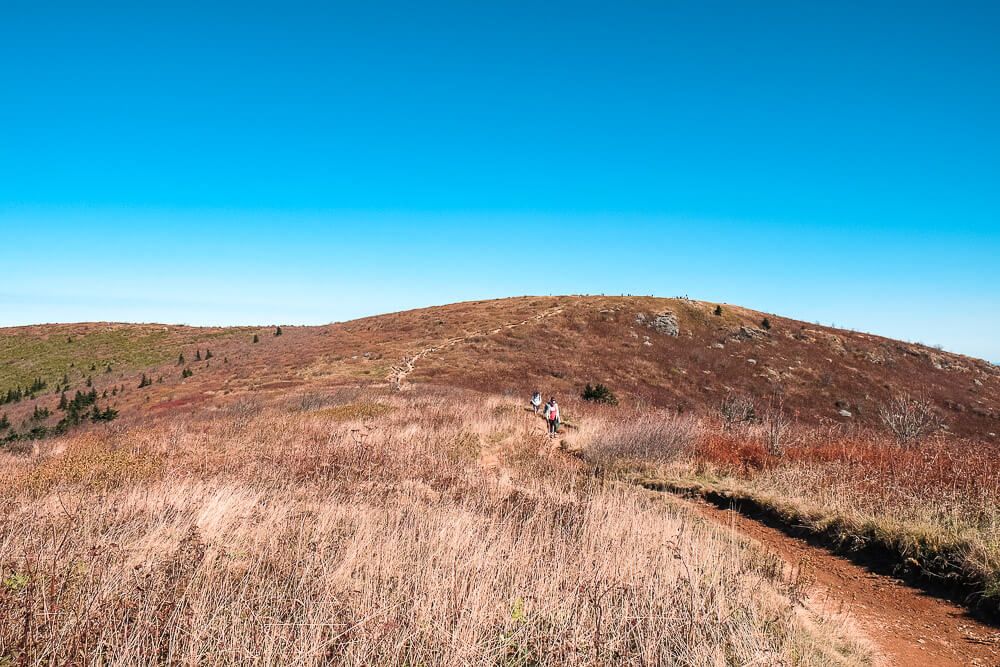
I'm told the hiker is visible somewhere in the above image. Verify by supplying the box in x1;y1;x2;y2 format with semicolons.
545;396;560;436
530;390;542;414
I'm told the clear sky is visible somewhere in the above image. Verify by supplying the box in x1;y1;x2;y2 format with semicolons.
1;2;998;362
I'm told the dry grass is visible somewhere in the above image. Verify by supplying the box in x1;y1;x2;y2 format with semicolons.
580;410;1000;612
0;389;870;665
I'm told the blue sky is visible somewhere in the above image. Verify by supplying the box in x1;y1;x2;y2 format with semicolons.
1;2;998;361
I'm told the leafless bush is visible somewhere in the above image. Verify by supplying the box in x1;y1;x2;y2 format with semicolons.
761;409;793;457
585;414;701;467
879;394;941;445
719;394;756;429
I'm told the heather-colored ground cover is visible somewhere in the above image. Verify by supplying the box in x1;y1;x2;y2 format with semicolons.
0;389;870;666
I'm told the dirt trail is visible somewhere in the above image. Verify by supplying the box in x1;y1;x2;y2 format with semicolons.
386;306;564;390
676;494;1000;666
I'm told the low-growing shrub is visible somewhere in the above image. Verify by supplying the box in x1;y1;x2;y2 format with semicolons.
582;383;618;405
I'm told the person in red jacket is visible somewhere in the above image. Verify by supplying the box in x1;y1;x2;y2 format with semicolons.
544;396;560;437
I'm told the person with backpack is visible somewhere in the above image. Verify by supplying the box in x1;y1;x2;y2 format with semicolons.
530;390;542;414
545;396;560;436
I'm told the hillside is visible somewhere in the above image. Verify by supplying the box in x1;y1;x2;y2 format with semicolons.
2;296;997;442
5;297;1000;665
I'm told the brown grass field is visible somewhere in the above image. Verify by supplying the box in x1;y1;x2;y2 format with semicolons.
1;389;873;665
2;296;999;664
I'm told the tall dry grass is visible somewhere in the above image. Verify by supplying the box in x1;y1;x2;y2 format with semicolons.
0;389;870;665
580;408;1000;611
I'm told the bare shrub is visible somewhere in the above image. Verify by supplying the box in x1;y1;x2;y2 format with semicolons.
585;414;701;467
879;394;941;445
719;394;756;429
761;409;793;457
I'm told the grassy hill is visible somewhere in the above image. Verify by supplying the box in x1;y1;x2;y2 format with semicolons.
2;296;997;440
4;296;1000;664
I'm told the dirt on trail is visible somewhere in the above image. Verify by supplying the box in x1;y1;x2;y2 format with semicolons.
678;495;1000;666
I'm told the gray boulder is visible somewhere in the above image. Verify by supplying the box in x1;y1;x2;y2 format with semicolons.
651;311;680;336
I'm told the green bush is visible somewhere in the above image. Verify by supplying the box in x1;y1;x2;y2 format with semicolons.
582;383;618;405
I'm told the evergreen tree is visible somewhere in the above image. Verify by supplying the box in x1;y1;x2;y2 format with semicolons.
85;376;93;387
714;305;723;316
195;350;202;361
761;317;772;330
274;326;283;337
62;373;70;385
90;363;97;371
205;349;213;359
252;334;259;344
138;374;152;388
111;387;118;396
0;414;9;431
181;368;193;379
58;392;68;410
178;353;185;365
105;364;113;373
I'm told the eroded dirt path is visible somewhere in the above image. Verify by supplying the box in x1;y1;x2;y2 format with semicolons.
678;494;1000;666
386;306;564;390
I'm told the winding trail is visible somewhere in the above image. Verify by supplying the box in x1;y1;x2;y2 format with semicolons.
386;306;564;390
664;491;1000;666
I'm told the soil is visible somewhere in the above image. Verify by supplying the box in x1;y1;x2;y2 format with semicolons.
685;495;1000;666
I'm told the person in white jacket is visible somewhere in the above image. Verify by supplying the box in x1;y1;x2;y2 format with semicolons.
531;390;542;414
544;397;560;436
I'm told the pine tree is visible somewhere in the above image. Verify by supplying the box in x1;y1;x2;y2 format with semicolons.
0;414;9;431
252;334;259;344
85;376;92;387
105;364;113;373
205;349;213;359
714;305;723;317
62;373;70;385
181;368;193;379
195;350;202;361
138;374;152;388
274;326;282;337
178;353;185;365
90;363;97;371
761;317;772;330
58;391;68;410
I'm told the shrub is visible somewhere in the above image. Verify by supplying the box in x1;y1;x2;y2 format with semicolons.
138;374;152;388
195;350;201;361
761;317;771;330
582;383;618;405
178;353;185;365
714;305;723;316
252;334;259;344
720;394;756;429
879;394;940;445
274;326;283;337
181;368;193;379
